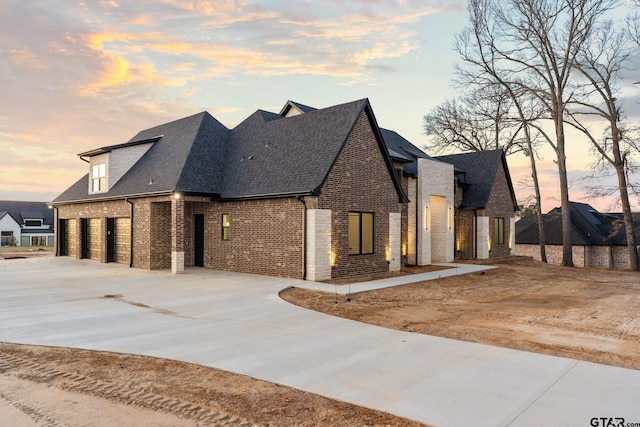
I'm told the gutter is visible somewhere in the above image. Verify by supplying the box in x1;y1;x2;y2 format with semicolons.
297;196;307;280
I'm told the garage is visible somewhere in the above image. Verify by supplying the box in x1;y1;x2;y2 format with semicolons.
61;219;77;258
82;218;102;261
107;217;130;264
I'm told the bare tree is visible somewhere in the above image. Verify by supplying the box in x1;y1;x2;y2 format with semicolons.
454;0;616;267
567;20;639;270
423;85;523;155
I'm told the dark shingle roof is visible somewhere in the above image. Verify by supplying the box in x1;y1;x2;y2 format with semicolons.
435;150;516;210
0;201;54;226
54;112;230;202
515;202;640;246
55;99;406;203
380;129;432;176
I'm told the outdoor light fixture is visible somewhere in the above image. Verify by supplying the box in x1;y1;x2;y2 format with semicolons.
401;243;407;257
425;206;430;230
385;247;391;263
173;192;181;199
329;251;336;268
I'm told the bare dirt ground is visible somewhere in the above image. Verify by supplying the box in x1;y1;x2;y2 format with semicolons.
282;257;640;370
0;246;54;259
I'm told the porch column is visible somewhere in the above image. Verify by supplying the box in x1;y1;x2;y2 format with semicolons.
509;217;516;256
388;212;401;272
171;197;185;274
305;209;331;281
476;216;490;259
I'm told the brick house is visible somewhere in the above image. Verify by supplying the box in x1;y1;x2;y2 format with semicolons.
53;99;517;279
53;99;411;280
516;202;640;269
434;150;518;259
0;201;54;247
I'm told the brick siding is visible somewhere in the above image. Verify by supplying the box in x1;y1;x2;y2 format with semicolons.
318;112;403;279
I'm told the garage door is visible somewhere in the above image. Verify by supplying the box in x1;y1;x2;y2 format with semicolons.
114;217;130;264
65;219;77;258
87;218;101;261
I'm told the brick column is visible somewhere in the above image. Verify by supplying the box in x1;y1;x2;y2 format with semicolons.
171;197;185;274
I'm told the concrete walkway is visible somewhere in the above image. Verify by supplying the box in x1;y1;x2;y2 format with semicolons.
1;257;638;427
299;263;497;294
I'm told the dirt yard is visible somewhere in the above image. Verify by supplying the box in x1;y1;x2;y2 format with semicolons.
282;257;640;370
2;252;638;425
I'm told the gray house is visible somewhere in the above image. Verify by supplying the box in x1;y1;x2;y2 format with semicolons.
0;201;54;247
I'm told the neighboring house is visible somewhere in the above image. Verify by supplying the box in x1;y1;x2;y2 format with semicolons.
0;201;55;247
435;150;518;259
515;201;640;269
53;99;518;279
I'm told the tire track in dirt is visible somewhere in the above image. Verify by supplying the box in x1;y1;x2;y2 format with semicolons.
0;351;252;426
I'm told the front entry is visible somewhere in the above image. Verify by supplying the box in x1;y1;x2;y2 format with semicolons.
194;214;204;267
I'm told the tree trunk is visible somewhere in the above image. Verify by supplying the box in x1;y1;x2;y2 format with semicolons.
556;120;574;267
530;152;547;263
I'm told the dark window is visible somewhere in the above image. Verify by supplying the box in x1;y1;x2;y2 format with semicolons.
25;219;42;227
221;214;230;240
348;212;374;255
494;217;505;244
1;231;14;246
31;236;46;247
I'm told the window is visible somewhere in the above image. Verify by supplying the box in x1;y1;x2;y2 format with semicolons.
1;231;14;246
494;217;505;244
24;219;42;227
31;236;46;247
92;163;106;192
348;212;374;255
221;214;230;240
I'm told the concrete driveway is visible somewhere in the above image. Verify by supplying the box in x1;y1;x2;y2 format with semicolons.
1;257;639;427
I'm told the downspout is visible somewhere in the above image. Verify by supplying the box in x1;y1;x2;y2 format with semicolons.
297;196;307;280
52;205;59;256
414;177;419;266
125;198;134;268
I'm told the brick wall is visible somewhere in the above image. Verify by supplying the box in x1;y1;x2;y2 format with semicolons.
318;112;402;279
182;198;304;278
485;162;516;258
456;209;475;259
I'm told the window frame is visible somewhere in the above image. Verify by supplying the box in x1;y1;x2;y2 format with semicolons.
91;163;106;193
221;213;230;240
494;217;505;245
348;212;374;255
24;219;43;227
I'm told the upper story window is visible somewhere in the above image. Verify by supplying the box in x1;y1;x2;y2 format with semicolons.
24;219;43;227
92;163;106;193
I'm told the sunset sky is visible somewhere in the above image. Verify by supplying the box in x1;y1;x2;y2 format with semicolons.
2;0;639;212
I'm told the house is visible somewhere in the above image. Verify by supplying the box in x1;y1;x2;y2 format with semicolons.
515;201;640;269
53;99;518;280
435;150;518;259
0;201;55;247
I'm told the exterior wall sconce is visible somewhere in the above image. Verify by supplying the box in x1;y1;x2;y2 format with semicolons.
173;192;181;199
401;243;407;257
329;251;336;268
448;207;454;230
385;247;391;264
424;206;430;230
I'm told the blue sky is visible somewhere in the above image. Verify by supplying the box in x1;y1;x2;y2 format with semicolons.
1;0;638;211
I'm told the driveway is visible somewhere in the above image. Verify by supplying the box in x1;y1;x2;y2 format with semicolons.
1;257;638;427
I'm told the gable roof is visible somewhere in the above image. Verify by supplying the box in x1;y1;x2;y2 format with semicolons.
515;202;640;246
54;99;407;204
380;129;433;176
435;150;517;210
0;201;54;227
54;112;231;203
